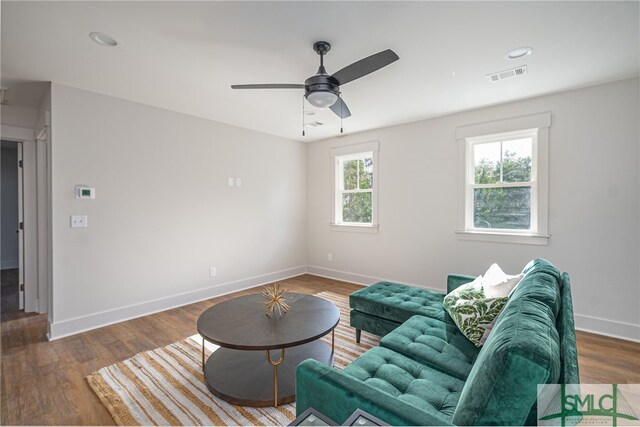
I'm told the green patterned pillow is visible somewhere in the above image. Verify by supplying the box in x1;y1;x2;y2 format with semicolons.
443;278;508;347
444;264;523;346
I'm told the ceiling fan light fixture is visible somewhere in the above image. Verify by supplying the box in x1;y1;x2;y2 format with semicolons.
306;91;338;108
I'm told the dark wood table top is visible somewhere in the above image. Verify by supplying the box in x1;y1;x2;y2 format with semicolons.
197;292;340;350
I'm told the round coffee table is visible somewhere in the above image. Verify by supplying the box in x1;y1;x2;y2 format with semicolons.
197;292;340;407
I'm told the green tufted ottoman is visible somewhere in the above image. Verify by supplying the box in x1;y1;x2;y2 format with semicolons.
349;282;457;342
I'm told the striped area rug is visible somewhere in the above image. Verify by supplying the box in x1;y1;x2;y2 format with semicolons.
86;291;379;426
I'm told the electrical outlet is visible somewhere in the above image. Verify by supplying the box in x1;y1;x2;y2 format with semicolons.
210;267;217;277
327;253;333;262
70;215;88;228
235;178;242;187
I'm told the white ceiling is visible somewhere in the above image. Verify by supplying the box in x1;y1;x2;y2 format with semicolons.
2;1;638;142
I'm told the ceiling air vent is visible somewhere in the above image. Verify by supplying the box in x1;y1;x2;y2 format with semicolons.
304;121;324;128
487;65;527;82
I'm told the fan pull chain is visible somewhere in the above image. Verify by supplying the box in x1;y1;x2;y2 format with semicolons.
302;95;305;137
340;93;344;134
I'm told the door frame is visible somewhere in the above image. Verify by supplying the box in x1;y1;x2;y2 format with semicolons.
1;125;41;314
16;141;24;309
35;124;50;314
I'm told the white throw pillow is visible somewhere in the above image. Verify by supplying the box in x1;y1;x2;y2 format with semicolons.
481;263;523;298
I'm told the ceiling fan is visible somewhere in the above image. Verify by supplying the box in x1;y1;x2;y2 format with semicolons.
231;41;399;120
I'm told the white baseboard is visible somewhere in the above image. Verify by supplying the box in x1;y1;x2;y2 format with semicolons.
307;265;640;344
48;265;307;340
0;259;18;270
306;265;444;294
46;263;640;344
574;314;640;343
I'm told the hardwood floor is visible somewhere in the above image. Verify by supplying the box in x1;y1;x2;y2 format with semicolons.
1;269;37;322
2;274;639;425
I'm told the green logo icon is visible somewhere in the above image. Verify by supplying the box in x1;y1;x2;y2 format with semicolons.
538;384;640;426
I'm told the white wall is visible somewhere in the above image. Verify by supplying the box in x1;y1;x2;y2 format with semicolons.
0;105;37;129
49;84;307;338
1;143;19;269
307;78;640;341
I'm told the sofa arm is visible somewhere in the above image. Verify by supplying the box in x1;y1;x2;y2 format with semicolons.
296;359;453;426
447;274;476;293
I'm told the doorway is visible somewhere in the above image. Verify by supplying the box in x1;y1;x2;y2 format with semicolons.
1;139;31;321
2;140;22;320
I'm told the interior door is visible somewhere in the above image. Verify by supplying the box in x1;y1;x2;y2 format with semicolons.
17;142;24;310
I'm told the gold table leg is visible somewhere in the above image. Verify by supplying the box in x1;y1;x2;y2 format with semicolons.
266;349;285;407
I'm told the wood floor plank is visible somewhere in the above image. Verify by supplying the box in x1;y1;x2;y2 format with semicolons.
1;274;639;425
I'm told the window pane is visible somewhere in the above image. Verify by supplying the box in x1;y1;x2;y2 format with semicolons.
343;160;358;190
473;187;531;229
342;192;372;223
359;157;373;189
502;138;532;182
474;142;500;184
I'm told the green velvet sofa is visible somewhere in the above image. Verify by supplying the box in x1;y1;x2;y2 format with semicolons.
296;259;579;426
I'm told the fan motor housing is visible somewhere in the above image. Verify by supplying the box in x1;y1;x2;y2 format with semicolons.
304;74;340;98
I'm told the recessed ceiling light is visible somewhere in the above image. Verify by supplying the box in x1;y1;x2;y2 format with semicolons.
89;32;118;47
506;46;532;60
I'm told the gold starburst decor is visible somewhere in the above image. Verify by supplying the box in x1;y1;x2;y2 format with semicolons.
261;283;291;317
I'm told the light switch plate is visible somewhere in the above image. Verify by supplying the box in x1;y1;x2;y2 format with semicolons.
235;178;242;187
71;215;88;228
227;177;234;187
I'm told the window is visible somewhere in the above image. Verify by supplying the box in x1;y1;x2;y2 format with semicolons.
467;131;536;231
336;152;373;224
330;141;379;232
456;113;550;245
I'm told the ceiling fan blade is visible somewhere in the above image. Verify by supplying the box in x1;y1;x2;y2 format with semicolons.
331;49;399;86
330;97;351;119
230;84;305;89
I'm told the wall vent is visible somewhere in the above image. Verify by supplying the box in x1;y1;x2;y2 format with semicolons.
0;87;7;105
487;65;527;82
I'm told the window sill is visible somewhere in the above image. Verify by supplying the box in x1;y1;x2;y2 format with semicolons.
330;223;379;234
455;230;549;245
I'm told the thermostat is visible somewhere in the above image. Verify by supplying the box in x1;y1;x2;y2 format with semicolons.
75;186;95;200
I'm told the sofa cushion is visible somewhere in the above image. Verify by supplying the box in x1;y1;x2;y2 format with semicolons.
452;265;562;426
521;258;562;281
380;315;480;381
343;346;465;423
350;282;453;325
513;258;562;317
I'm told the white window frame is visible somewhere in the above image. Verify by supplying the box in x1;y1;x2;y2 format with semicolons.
456;113;550;245
465;129;538;233
330;140;379;233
